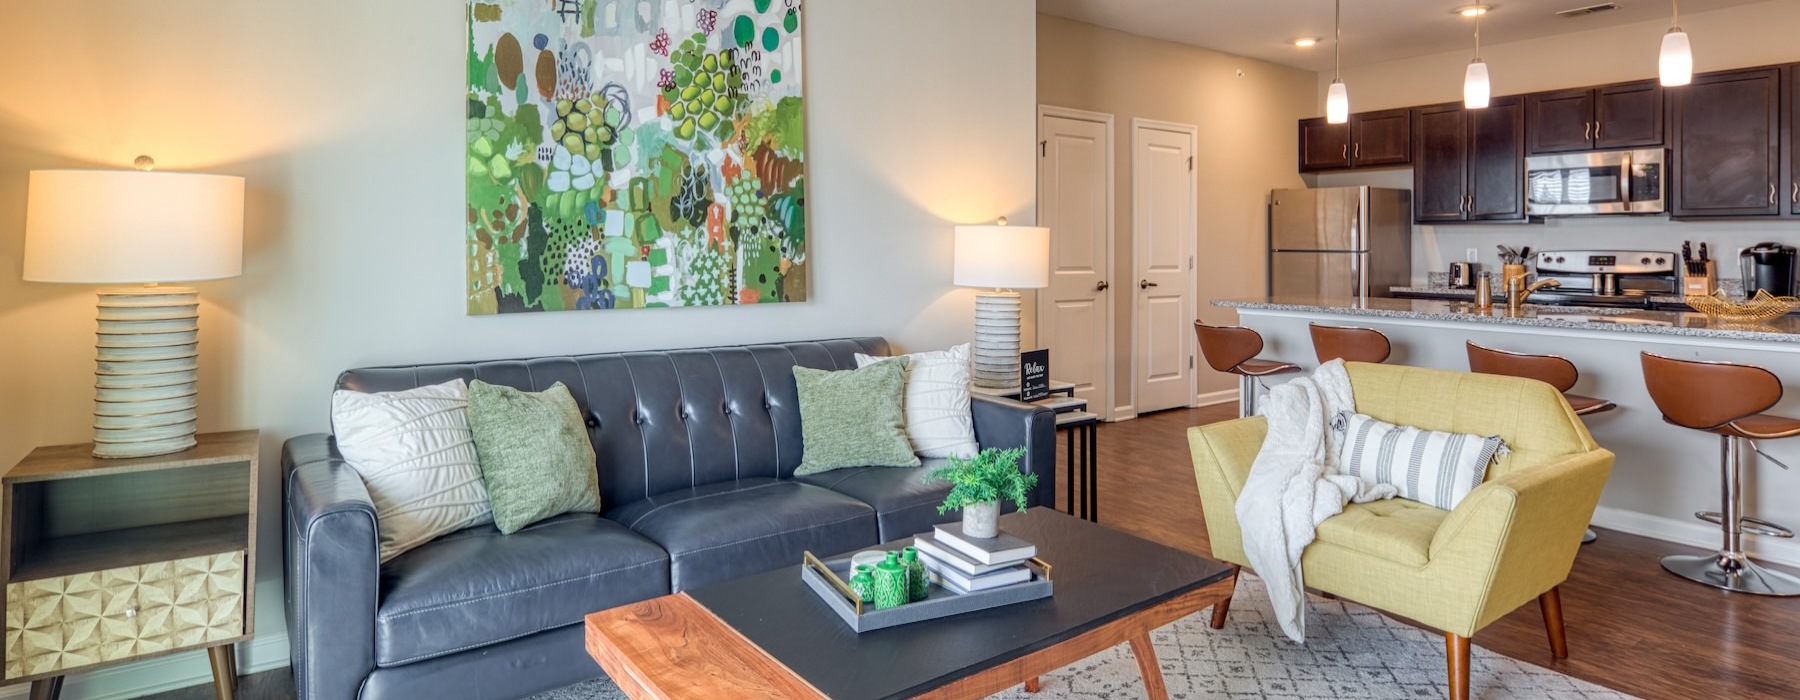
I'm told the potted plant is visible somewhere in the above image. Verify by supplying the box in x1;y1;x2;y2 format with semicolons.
928;447;1036;539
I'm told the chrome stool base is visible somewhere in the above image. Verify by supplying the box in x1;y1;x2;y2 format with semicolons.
1662;553;1800;596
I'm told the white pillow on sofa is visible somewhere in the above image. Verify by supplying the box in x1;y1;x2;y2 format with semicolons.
1335;411;1505;511
332;379;494;562
856;344;979;460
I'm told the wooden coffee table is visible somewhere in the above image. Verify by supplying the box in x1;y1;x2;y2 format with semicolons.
585;508;1236;699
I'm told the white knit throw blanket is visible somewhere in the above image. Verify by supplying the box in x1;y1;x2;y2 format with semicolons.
1234;359;1395;643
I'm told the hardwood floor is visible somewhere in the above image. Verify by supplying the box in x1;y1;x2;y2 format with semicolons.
145;403;1798;700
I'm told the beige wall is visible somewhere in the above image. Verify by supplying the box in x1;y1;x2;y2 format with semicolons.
1038;14;1317;410
0;1;1037;694
1317;0;1800;112
1308;0;1800;288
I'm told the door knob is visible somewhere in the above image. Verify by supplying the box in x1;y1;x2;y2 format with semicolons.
1095;281;1110;292
1139;280;1159;289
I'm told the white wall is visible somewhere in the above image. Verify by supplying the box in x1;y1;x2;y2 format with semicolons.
1309;0;1800;285
0;1;1037;696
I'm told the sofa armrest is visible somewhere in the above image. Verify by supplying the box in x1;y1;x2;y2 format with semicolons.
283;434;380;700
1186;417;1268;566
1429;448;1615;633
970;394;1058;509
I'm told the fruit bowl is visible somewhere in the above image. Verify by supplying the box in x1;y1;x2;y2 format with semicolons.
1684;290;1800;322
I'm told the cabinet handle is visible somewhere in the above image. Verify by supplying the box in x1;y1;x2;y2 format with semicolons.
1342;144;1348;159
1773;184;1779;206
1595;121;1602;140
1792;182;1798;204
1584;122;1592;140
1354;143;1361;159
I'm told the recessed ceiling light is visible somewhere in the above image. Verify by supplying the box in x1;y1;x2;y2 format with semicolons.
1293;37;1320;47
1456;4;1492;17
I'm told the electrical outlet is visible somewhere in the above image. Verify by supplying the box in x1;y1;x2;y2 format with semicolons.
1465;248;1479;263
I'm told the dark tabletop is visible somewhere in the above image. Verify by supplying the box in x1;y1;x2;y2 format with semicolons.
685;507;1235;700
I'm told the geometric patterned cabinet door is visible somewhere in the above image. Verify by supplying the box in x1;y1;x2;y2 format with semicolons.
5;551;245;681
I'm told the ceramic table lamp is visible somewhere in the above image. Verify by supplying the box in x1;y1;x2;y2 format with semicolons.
24;159;245;458
954;219;1050;391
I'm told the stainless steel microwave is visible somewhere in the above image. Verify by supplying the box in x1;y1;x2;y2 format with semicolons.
1526;149;1666;216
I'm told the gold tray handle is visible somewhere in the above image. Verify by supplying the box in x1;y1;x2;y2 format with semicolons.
803;551;863;616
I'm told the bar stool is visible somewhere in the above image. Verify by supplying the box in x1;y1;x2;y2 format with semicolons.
1195;322;1301;418
1642;352;1800;596
1468;342;1617;543
1309;323;1391;364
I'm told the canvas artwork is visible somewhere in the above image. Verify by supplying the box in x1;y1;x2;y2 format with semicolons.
466;0;807;315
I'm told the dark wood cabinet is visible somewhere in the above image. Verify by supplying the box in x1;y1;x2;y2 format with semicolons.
1526;81;1662;155
1297;109;1411;172
1412;100;1527;223
1299;118;1352;171
1790;64;1800;216
1669;67;1782;218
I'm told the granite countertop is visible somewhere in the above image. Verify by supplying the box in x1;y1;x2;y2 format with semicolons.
1215;296;1800;344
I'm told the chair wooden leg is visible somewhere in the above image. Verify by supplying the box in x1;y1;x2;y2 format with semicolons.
1540;586;1569;660
1024;677;1041;693
1209;565;1241;629
1446;633;1470;700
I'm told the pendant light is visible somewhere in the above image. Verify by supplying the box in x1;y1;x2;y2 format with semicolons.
1659;0;1693;87
1326;0;1349;124
1463;5;1490;109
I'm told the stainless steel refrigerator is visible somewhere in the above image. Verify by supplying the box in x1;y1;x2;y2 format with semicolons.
1268;186;1412;300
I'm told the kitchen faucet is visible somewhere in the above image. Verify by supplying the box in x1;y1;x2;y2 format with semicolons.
1506;276;1561;312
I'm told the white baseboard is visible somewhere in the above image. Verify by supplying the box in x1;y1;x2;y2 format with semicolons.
0;633;290;700
1194;389;1236;408
1111;404;1136;421
1591;505;1800;568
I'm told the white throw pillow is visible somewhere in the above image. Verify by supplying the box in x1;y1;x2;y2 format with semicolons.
856;344;979;460
1334;411;1505;511
332;379;493;562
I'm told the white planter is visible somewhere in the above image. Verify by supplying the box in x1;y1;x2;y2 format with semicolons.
962;500;1000;539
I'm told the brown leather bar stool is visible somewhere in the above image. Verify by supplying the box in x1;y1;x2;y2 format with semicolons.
1309;323;1392;364
1195;322;1301;418
1642;352;1800;596
1468;341;1616;543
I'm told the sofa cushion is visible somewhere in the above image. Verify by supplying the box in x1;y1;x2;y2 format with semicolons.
373;513;669;667
606;478;877;590
1314;499;1448;568
796;464;961;541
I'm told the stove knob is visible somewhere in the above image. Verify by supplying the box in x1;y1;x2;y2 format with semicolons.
1641;257;1652;264
1555;256;1566;263
1655;257;1667;265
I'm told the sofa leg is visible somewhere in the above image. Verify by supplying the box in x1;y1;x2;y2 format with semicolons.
1024;677;1040;693
1209;565;1241;629
1445;633;1470;700
1540;586;1569;660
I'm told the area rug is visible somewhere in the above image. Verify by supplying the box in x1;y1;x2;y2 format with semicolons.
530;573;1635;700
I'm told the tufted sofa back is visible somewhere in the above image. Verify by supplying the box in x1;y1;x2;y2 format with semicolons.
336;337;890;509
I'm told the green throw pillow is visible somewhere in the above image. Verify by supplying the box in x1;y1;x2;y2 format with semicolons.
467;380;603;534
793;358;921;475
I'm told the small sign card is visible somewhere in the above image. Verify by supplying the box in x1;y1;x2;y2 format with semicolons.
1020;349;1050;402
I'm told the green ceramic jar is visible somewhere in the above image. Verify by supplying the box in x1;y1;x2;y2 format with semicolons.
872;551;909;610
901;546;929;601
849;564;876;603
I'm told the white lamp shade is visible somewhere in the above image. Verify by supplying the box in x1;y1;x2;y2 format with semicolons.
1326;80;1350;124
1463;59;1491;109
1659;28;1693;87
954;224;1050;289
25;169;246;284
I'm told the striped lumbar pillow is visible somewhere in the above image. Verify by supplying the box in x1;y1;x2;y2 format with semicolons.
1334;412;1505;511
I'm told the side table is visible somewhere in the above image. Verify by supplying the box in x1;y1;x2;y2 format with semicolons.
2;431;259;700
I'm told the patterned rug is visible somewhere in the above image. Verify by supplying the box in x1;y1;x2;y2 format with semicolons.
531;573;1634;700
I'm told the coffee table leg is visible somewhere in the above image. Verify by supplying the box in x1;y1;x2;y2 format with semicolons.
1024;677;1041;693
1127;633;1168;700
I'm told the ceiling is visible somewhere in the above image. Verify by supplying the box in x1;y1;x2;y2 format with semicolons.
1036;0;1767;72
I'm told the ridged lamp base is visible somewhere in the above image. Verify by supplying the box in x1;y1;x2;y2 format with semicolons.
92;288;200;459
972;291;1023;390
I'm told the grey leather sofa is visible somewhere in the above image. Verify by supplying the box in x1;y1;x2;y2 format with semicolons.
282;337;1056;700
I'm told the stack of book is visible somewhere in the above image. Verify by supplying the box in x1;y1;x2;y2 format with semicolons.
913;522;1038;594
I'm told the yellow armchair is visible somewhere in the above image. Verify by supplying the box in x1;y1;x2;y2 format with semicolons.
1189;362;1614;700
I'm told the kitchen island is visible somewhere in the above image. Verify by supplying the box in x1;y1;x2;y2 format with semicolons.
1216;295;1800;567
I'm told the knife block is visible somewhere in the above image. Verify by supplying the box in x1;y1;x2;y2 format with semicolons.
1683;260;1717;296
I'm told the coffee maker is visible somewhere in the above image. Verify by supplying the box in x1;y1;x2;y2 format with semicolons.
1740;242;1798;297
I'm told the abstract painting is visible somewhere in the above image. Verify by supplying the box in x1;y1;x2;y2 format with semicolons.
466;0;807;314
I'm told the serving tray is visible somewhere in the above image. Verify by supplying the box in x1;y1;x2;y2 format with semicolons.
800;550;1053;633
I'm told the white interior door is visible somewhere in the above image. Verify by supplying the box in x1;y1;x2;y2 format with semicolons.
1037;107;1114;418
1131;120;1197;414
